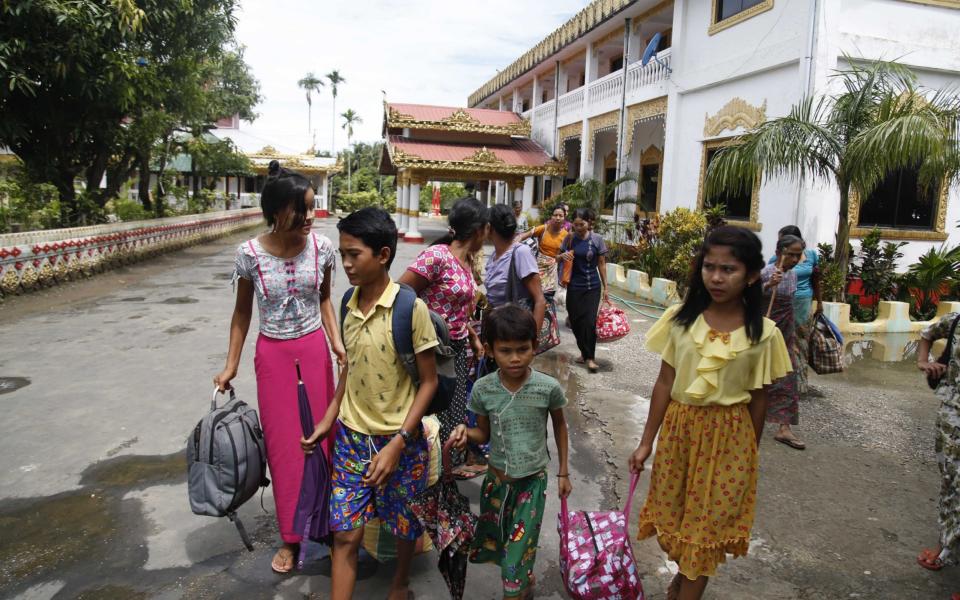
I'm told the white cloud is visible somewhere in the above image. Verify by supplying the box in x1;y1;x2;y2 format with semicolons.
234;0;585;153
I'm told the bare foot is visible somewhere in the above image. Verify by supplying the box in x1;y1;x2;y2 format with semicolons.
586;360;599;373
271;543;298;573
574;356;586;364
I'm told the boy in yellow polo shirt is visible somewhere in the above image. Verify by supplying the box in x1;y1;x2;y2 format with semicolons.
301;207;438;600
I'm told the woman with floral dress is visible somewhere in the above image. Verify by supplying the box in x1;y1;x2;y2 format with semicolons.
214;161;344;574
917;311;960;590
761;235;805;449
399;198;488;449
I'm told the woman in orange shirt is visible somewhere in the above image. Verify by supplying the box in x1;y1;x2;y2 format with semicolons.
518;206;570;296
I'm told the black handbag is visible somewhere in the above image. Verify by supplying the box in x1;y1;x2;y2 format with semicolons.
928;315;960;389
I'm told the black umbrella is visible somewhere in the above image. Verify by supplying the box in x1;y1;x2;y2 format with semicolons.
293;359;331;569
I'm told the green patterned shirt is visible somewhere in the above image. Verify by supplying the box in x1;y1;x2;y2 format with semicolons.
469;369;567;478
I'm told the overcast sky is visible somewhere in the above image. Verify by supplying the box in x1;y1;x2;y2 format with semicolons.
233;0;585;154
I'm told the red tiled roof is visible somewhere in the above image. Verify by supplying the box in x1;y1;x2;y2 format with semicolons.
389;136;552;167
387;103;522;127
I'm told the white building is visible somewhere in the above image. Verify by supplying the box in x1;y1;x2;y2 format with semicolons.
468;0;960;262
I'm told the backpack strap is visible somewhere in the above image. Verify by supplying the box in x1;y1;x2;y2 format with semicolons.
246;240;268;299
392;283;420;386
227;511;255;552
339;287;354;333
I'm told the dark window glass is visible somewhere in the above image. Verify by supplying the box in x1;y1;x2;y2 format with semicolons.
609;55;624;72
543;179;553;203
717;0;764;22
640;163;659;213
857;168;938;230
703;147;751;219
656;31;671;52
604;167;617;211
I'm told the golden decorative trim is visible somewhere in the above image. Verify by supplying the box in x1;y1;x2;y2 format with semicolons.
557;123;583;160
469;0;647;107
386;105;531;136
899;0;960;7
697;138;761;226
704;98;767;137
638;145;664;215
848;182;949;241
468;147;505;165
589;110;621;157
708;0;774;35
258;145;278;155
625;96;668;150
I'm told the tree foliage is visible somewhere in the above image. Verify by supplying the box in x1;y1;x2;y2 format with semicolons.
0;0;260;225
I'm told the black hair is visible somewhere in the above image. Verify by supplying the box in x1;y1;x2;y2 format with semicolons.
336;206;398;269
482;304;538;346
674;226;765;344
778;225;803;239
571;207;595;223
776;234;804;253
432;197;489;246
489;203;517;240
260;160;314;231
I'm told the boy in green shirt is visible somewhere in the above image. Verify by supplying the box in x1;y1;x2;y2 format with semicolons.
450;304;571;599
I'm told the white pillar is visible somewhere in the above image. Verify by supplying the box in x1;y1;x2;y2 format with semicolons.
405;180;423;242
522;176;535;213
393;177;404;229
512;88;522;113
398;181;409;236
319;175;330;216
579;42;598;181
479;185;489;206
532;75;542;108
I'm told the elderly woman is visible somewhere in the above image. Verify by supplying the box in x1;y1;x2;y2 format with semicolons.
761;234;805;449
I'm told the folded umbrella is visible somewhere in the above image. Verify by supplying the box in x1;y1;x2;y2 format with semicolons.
293;359;331;569
409;439;477;600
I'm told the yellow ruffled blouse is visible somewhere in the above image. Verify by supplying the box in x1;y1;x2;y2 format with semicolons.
645;304;792;406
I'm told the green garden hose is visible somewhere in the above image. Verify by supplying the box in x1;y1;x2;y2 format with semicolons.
609;292;668;319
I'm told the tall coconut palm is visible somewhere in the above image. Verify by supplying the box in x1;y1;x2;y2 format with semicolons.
341;109;362;194
705;59;960;284
326;70;345;153
297;73;324;139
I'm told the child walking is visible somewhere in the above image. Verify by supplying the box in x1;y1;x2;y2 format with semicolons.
450;304;571;600
301;207;439;600
628;226;791;600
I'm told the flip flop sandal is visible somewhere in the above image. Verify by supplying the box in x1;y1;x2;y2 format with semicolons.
774;436;806;450
453;464;488;480
271;547;296;574
918;548;945;571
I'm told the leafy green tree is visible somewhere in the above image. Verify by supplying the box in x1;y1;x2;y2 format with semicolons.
341;109;362;194
298;73;324;141
326;70;345;153
706;60;960;281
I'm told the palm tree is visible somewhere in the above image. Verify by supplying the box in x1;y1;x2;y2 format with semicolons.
326;70;345;153
341;109;362;194
706;59;960;282
297;73;324;140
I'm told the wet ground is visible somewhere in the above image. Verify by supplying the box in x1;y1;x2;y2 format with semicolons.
1;217;958;599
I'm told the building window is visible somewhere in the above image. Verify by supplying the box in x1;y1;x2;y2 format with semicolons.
698;139;761;228
609;55;624;73
857;168;939;230
709;0;773;35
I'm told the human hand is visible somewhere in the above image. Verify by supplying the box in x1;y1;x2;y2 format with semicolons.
769;268;783;287
813;303;824;316
558;475;572;498
332;341;347;368
213;366;237;392
628;443;652;474
602;290;610;304
450;424;468;451
300;421;331;454
362;438;403;487
471;337;485;360
918;360;947;379
559;251;573;262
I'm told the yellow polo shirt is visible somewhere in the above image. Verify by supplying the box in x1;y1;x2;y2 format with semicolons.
339;281;439;435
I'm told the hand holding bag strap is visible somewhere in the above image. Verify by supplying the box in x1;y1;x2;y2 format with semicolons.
622;473;640;528
211;387;236;411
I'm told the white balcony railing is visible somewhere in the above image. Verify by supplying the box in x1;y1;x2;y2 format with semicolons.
626;49;671;95
587;70;624;108
557;88;584;123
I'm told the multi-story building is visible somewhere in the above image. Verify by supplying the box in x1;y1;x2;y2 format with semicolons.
469;0;960;261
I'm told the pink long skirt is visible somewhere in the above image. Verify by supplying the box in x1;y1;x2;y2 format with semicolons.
254;327;335;543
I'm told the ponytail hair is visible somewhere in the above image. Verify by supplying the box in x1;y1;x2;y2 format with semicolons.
261;160;314;231
432;197;489;246
673;226;766;344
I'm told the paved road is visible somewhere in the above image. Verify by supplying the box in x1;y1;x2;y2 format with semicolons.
2;216;959;599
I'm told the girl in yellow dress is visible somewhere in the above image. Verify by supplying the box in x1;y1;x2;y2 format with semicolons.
629;226;791;600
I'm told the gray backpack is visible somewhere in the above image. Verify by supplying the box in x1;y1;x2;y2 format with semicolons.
187;388;269;551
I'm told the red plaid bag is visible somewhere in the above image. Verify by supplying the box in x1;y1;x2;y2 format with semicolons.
596;302;630;342
808;313;844;375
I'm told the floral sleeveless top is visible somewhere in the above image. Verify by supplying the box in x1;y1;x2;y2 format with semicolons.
233;233;336;340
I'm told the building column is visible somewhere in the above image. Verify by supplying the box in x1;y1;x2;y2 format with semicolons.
405;176;424;243
512;88;522;113
532;75;542;108
318;174;330;217
393;172;404;229
579;41;598;180
522;175;535;213
479;183;489;206
398;173;409;235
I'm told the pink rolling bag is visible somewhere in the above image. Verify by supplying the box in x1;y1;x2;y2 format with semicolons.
558;474;644;599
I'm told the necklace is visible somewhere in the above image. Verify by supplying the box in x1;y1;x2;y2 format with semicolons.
707;329;731;344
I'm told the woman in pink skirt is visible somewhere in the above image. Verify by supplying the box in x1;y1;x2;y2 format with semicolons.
214;160;345;573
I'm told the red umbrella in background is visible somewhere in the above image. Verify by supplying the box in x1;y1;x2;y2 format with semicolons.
431;185;441;216
293;359;331;569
